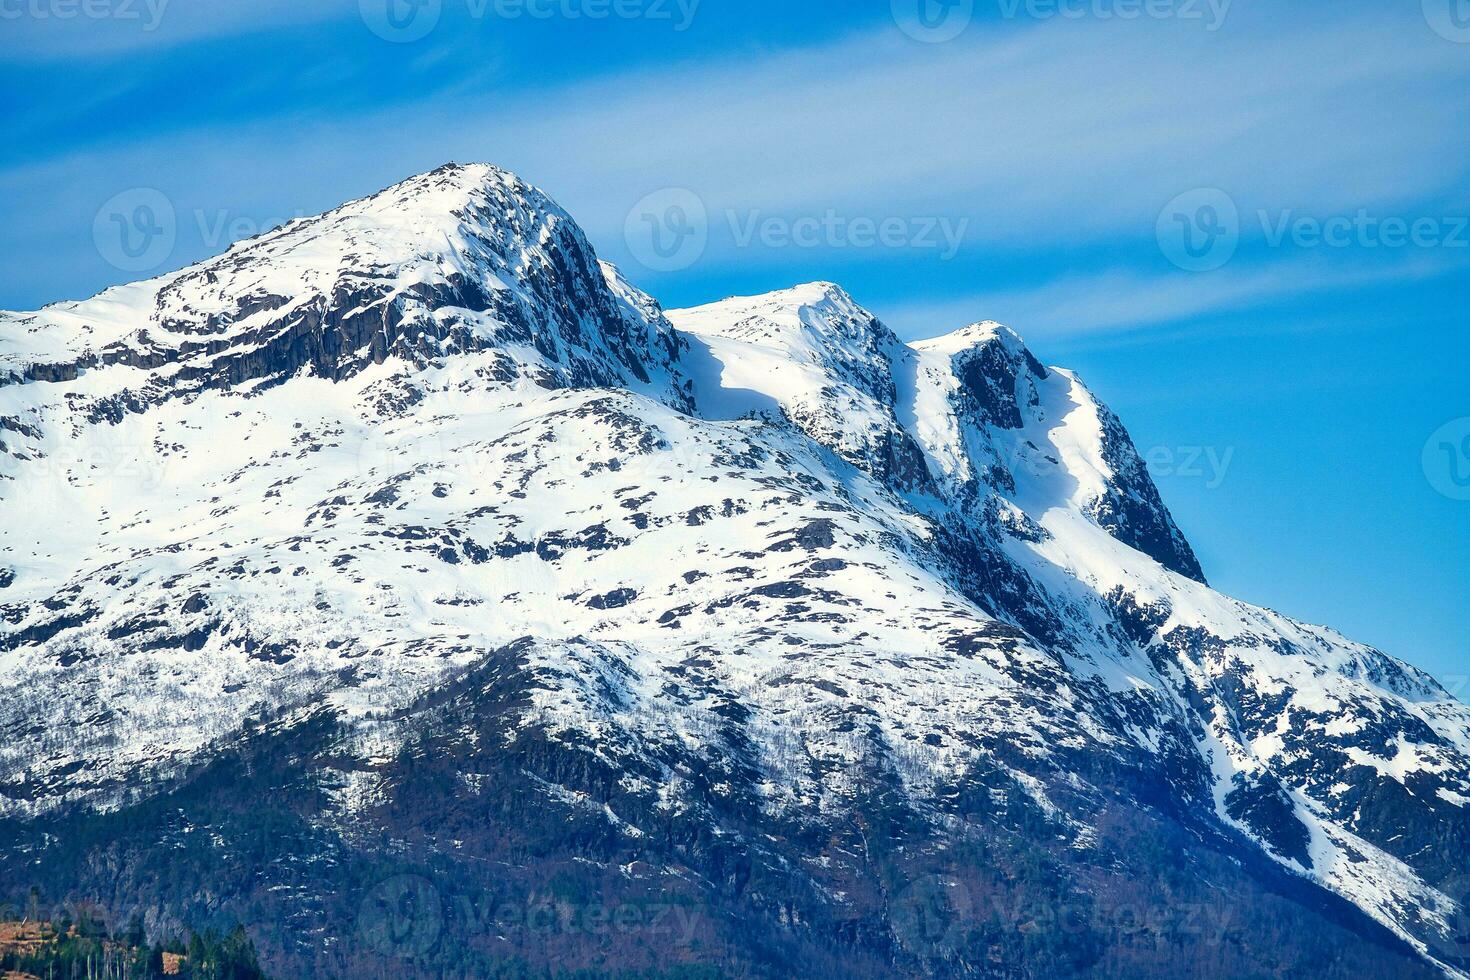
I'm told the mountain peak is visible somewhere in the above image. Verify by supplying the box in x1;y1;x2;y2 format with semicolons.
778;279;857;305
911;320;1026;357
213;160;568;273
2;161;689;412
349;161;547;220
673;279;859;319
9;167;1470;979
669;280;897;352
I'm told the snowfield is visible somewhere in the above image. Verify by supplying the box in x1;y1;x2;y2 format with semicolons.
2;163;1467;977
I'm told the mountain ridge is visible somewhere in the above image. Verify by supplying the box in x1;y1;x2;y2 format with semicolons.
2;162;1467;979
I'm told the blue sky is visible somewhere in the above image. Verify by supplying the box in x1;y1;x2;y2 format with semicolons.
2;0;1467;685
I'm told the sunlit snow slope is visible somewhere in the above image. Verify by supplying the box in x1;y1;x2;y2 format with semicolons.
2;164;1467;978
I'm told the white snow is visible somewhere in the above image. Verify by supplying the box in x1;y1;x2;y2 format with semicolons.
3;161;1467;976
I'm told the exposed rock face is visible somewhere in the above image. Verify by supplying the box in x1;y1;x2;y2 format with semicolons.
1087;397;1206;582
0;164;690;425
1;163;1466;979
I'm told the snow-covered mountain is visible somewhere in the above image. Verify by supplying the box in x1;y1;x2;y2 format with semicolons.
2;163;1467;979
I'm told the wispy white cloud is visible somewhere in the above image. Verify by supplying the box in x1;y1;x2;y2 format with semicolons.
427;7;1470;255
882;251;1470;343
3;4;1468;316
0;0;344;57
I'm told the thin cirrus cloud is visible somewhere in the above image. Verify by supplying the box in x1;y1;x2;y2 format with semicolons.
1;4;1466;315
0;0;345;57
484;9;1470;250
881;252;1470;345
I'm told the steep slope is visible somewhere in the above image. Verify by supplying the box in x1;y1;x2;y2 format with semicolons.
1;163;1467;979
0;162;688;414
673;292;1202;582
673;282;936;493
676;285;1470;973
0;161;686;813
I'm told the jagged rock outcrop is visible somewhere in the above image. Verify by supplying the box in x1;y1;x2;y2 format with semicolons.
1;164;1466;979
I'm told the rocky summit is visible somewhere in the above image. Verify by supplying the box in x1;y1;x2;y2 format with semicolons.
2;163;1468;979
